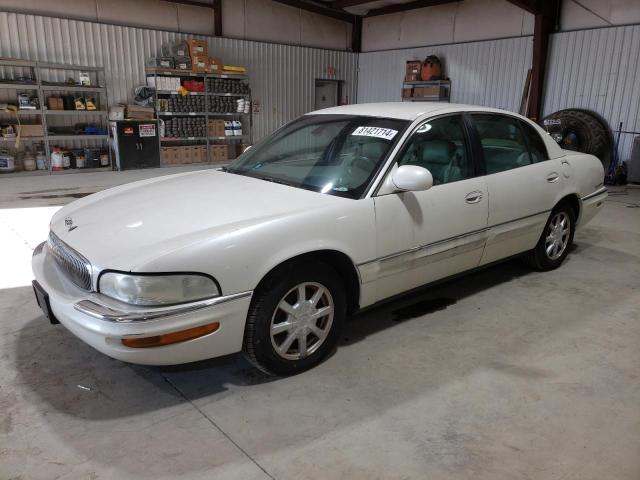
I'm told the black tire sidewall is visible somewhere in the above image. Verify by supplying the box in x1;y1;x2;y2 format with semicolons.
244;261;346;376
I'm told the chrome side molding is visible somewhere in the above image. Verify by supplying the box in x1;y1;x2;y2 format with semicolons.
581;187;608;201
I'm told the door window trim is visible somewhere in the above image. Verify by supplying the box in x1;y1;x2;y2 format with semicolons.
372;112;480;197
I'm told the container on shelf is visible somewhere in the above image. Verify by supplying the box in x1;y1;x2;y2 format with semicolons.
0;150;16;173
36;148;47;170
23;147;36;171
51;149;64;171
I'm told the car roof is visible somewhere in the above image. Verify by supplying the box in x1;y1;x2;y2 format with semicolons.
308;102;564;159
308;102;521;121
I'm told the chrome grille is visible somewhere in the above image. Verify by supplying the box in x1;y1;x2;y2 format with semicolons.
47;231;92;290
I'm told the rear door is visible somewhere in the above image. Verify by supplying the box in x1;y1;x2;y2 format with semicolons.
469;113;563;265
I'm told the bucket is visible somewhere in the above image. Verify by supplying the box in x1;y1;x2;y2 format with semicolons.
51;149;64;171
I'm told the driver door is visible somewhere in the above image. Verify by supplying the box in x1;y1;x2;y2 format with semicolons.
363;114;489;303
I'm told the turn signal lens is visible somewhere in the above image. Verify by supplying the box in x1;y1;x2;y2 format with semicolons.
121;322;220;348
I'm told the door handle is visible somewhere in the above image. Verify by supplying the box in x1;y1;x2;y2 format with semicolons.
465;191;483;204
547;172;560;183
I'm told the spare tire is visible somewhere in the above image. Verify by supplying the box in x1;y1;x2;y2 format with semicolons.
541;109;612;170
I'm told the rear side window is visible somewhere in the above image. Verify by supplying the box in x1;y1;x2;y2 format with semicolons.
519;120;549;163
472;114;532;174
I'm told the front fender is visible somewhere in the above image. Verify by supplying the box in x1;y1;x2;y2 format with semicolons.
131;198;377;296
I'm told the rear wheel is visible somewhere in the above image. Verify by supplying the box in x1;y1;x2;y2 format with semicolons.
243;261;345;376
526;204;575;271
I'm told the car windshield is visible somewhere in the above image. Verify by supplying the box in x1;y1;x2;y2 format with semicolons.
224;114;409;199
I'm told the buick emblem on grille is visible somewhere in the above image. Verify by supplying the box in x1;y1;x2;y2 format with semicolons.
65;217;77;232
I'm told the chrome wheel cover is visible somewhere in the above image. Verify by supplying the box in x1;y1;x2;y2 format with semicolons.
270;282;334;361
545;211;571;260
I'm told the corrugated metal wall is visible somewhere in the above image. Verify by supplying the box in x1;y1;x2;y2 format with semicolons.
357;36;534;113
543;24;640;162
0;11;358;141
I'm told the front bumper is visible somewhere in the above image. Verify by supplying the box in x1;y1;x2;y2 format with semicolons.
32;242;252;365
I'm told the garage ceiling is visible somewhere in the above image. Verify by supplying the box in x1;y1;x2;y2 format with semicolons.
169;0;461;18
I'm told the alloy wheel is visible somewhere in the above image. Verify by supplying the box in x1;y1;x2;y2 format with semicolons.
545;211;571;260
270;282;334;361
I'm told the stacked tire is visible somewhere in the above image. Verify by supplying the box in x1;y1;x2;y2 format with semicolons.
541;109;613;170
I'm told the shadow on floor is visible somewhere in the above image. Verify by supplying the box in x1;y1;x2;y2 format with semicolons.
12;255;536;422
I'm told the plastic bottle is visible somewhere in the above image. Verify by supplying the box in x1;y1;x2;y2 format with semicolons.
23;146;36;171
51;148;64;171
36;148;47;170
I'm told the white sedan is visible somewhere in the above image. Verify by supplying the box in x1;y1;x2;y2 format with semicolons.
32;103;607;375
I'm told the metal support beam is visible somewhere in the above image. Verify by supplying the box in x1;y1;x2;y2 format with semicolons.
332;0;376;8
366;0;459;17
351;15;362;52
527;12;553;120
505;0;556;17
166;0;215;9
271;0;356;23
213;0;222;37
506;0;559;120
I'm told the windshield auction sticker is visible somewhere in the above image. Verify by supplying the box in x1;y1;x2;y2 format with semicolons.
351;126;398;140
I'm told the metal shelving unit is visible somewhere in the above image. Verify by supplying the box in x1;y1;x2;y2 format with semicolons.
37;62;110;171
0;59;46;173
146;68;252;166
402;79;451;102
0;58;111;175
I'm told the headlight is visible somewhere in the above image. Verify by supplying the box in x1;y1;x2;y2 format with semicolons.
99;272;220;306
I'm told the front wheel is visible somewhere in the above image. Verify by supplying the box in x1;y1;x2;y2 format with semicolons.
526;204;575;271
243;261;346;376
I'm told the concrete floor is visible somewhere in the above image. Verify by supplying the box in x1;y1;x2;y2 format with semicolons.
1;170;639;480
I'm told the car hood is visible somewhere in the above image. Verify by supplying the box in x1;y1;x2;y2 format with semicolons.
50;169;347;271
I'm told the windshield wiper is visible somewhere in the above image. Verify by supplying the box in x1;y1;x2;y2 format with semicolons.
258;176;291;186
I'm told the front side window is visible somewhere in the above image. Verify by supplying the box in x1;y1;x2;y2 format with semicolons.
398;115;472;185
472;114;532;174
226;114;409;199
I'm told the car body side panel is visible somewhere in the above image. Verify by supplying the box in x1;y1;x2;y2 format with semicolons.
560;150;606;229
480;158;565;265
130;197;379;308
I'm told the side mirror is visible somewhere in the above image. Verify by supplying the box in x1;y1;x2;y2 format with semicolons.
392;165;433;192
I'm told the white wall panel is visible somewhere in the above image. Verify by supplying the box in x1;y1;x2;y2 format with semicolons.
543;24;640;162
357;36;533;114
361;0;533;52
0;11;357;141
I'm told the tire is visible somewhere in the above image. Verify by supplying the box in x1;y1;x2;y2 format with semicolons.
243;261;346;376
526;203;576;271
541;109;612;171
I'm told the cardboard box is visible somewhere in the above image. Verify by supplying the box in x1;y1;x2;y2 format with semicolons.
208;119;225;137
207;56;222;72
16;124;44;137
402;88;413;99
47;96;63;110
188;39;208;58
405;60;421;82
160;147;171;165
192;55;208;73
170;147;181;165
423;85;443;97
412;85;444;98
174;56;192;71
171;41;189;57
